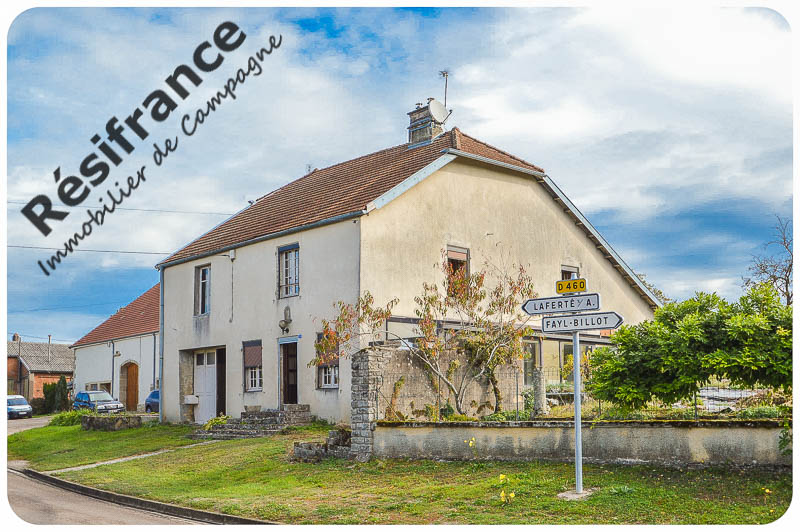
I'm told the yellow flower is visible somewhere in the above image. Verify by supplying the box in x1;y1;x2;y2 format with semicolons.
765;489;771;494
501;490;506;502
464;440;468;443
499;474;507;481
509;492;515;500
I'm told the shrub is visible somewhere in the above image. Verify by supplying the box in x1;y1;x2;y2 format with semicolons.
50;409;93;426
202;415;231;431
29;398;46;415
444;413;478;422
735;405;783;419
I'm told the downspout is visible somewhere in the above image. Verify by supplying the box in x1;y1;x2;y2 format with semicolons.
110;340;116;396
158;267;165;424
152;332;157;389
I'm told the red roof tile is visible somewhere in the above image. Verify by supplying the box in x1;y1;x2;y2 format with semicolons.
71;284;160;348
159;129;545;266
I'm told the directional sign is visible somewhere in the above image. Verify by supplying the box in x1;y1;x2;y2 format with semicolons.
542;311;623;333
556;278;587;294
522;293;600;315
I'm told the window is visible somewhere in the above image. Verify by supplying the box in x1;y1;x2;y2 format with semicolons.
523;341;540;386
279;244;300;297
243;340;263;391
320;365;339;388
561;265;579;280
195;265;211;315
316;332;339;389
446;246;469;296
247;367;263;390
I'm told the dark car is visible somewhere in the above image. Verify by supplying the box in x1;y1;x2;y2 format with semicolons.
73;390;125;413
8;395;33;419
145;389;159;413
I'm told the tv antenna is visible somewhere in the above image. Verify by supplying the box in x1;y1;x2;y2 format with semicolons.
439;70;449;107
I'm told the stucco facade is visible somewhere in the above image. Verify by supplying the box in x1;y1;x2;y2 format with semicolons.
161;219;360;424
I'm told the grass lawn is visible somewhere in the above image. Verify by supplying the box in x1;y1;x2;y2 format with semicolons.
54;424;791;524
8;423;196;471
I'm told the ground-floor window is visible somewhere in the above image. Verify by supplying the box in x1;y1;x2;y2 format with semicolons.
247;366;263;391
522;341;540;386
85;381;111;392
319;365;339;388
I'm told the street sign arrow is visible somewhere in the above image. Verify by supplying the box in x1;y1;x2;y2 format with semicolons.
522;293;601;315
542;311;624;333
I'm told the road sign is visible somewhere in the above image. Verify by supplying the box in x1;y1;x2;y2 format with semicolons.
522;293;600;315
556;278;587;294
542;311;623;333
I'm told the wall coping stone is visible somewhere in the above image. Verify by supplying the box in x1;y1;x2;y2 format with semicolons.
375;419;786;429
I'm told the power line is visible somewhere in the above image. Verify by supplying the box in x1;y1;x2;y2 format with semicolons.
8;301;129;313
6;332;75;343
8;245;169;255
6;200;234;216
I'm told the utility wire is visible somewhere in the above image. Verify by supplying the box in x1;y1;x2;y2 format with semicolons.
6;332;75;343
6;200;234;216
8;245;169;255
8;301;130;313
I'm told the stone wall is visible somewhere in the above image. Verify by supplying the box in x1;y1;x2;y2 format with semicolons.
349;349;387;461
372;420;791;467
81;414;143;431
178;351;195;423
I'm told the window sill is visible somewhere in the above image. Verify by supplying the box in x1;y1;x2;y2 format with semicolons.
318;386;339;391
245;388;263;393
278;293;300;299
193;313;210;318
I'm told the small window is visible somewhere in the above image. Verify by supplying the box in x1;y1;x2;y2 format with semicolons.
279;245;300;298
446;246;469;296
561;265;579;280
196;353;204;366
195;265;211;315
247;367;263;391
319;365;339;388
206;352;215;365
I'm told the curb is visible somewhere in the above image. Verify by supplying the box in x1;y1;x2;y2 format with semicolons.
21;469;274;525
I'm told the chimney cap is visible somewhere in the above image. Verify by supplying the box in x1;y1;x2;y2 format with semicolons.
12;333;20;342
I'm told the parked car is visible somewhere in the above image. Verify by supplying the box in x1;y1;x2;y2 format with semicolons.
7;395;33;419
72;391;125;413
145;389;159;413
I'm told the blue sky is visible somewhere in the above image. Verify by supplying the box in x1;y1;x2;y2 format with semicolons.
5;7;793;344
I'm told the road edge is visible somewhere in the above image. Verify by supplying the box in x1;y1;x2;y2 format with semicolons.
20;468;274;525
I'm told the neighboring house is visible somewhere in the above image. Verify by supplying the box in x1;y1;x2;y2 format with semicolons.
71;284;160;412
6;335;74;400
157;99;660;424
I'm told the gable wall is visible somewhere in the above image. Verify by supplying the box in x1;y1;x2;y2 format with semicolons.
359;158;654;327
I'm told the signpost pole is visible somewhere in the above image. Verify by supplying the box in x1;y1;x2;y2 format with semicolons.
573;330;583;494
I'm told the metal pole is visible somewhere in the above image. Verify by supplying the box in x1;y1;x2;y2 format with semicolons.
573;331;583;493
515;370;519;421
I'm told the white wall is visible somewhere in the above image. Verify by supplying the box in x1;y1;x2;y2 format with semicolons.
161;219;361;423
73;333;159;410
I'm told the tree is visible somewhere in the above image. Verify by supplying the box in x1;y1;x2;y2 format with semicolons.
313;252;537;415
588;283;792;409
743;215;792;306
636;273;673;305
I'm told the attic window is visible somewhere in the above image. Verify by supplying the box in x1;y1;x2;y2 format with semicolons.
446;246;469;296
561;265;579;280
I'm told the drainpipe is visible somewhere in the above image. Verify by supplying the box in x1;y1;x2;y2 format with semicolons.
158;267;165;424
110;340;116;396
152;332;157;389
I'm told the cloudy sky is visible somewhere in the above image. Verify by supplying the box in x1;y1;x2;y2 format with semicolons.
5;6;793;344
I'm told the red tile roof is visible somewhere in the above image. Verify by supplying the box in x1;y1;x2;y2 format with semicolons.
71;284;160;348
158;128;545;266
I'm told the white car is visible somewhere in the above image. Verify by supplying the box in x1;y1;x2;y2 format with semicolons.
7;395;33;419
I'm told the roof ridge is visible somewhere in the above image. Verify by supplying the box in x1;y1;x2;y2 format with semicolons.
457;130;545;173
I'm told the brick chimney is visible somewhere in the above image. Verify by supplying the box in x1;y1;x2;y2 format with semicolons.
407;97;445;147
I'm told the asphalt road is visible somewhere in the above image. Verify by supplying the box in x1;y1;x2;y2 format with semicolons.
6;416;196;525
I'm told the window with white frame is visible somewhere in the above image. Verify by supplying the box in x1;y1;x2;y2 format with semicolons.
278;245;299;297
195;265;211;315
247;366;263;390
319;365;339;388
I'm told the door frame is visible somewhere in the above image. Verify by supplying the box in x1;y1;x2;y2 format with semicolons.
277;336;299;406
193;348;218;423
121;361;139;412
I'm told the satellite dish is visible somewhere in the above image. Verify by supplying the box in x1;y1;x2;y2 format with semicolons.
428;99;448;123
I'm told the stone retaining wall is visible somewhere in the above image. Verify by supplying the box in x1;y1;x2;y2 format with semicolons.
372;420;791;467
81;414;143;431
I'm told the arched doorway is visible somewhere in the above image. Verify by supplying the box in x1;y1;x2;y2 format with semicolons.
120;362;139;412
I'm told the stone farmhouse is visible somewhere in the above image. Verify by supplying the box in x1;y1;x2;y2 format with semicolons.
71;284;160;411
157;100;659;424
